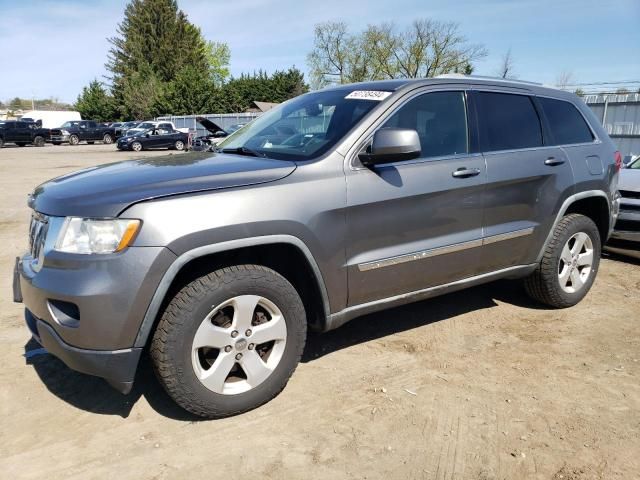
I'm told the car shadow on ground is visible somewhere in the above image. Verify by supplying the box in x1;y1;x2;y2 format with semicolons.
24;278;550;421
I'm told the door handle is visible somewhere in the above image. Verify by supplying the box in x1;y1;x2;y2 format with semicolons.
452;167;481;178
544;157;565;166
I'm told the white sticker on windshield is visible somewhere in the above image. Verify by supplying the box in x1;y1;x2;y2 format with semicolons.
345;90;392;101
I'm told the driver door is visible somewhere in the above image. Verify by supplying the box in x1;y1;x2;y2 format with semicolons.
345;89;487;306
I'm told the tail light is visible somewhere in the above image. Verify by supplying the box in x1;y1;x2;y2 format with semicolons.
614;151;622;171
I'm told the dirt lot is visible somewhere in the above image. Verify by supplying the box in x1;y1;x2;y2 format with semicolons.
0;144;638;480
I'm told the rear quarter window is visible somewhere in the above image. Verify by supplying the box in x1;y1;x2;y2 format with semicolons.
539;97;594;145
475;91;543;152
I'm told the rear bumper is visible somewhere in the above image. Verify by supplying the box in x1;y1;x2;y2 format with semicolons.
26;310;142;393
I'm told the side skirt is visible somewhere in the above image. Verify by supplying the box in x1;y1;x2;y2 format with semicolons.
325;263;537;331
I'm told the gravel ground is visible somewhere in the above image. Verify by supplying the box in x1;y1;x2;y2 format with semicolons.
0;144;639;479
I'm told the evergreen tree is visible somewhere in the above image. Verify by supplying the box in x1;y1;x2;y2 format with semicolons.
75;80;116;121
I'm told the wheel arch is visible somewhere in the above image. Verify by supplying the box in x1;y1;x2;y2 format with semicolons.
537;190;611;262
133;235;331;349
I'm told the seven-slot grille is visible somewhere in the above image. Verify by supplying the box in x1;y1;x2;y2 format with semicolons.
29;212;49;261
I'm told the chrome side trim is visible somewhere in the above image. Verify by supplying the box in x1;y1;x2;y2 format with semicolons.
357;239;482;272
483;227;534;245
357;227;535;272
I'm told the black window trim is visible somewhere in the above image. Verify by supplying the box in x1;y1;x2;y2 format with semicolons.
349;86;479;170
471;88;547;155
534;94;599;147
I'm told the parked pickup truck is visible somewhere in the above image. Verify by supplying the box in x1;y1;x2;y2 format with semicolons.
50;120;118;145
0;120;50;148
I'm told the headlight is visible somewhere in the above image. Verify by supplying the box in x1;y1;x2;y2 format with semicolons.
55;218;141;254
61;129;70;135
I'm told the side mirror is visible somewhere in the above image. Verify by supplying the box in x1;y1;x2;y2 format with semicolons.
359;128;421;167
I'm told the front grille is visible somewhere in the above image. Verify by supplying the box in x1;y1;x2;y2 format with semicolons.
615;219;640;232
29;212;49;262
620;203;640;213
619;190;640;200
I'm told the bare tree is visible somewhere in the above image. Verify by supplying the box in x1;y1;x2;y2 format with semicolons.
496;48;516;79
307;19;487;87
555;70;574;89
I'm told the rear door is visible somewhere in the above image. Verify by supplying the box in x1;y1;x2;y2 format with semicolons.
472;89;574;271
345;88;487;306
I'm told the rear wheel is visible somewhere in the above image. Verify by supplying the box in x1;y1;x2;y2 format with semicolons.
33;136;45;147
131;141;143;152
174;140;185;151
524;214;600;308
103;133;114;144
16;142;26;147
87;141;95;145
0;138;4;148
52;142;61;146
69;134;80;146
151;265;306;418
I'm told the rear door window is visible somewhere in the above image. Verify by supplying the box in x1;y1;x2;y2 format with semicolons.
382;91;469;159
539;97;594;145
475;91;543;151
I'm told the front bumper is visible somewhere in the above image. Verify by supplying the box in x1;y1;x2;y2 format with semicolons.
15;237;176;392
611;204;640;243
25;310;142;393
50;135;69;143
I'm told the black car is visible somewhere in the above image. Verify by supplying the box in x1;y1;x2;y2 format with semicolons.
50;120;118;145
0;120;50;148
117;127;189;151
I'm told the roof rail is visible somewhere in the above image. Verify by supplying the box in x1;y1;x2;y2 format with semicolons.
436;74;543;86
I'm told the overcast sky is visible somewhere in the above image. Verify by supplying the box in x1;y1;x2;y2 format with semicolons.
1;0;639;103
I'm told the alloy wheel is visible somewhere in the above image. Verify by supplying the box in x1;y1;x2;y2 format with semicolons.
558;231;594;293
191;295;287;395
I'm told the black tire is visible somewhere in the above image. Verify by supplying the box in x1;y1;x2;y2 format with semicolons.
52;142;61;146
151;265;307;418
131;141;143;152
69;134;80;146
16;142;27;147
524;214;601;308
33;136;45;147
87;141;95;145
103;133;113;144
0;138;5;148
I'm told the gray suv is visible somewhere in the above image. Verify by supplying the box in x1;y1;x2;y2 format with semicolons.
14;76;621;418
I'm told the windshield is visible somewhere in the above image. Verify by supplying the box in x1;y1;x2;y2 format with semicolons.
629;157;640;169
217;88;389;160
132;129;153;137
61;121;80;128
133;122;154;130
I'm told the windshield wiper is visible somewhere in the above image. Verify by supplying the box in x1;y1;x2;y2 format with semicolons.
220;146;267;158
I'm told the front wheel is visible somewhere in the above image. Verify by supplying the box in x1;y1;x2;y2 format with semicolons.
69;134;80;146
151;265;307;418
524;214;601;308
131;141;143;152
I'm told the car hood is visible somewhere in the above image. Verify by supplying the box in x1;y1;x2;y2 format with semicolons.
619;168;640;192
196;117;226;135
29;152;297;217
